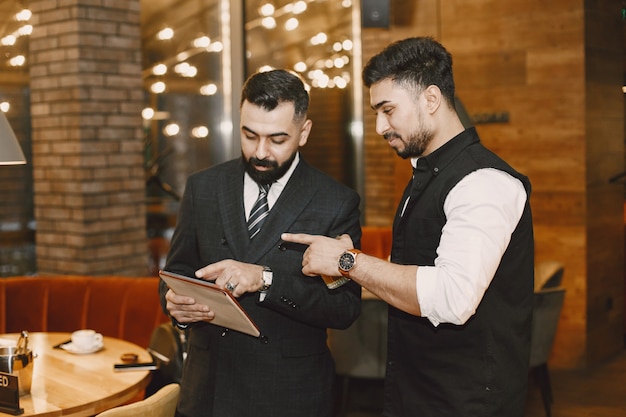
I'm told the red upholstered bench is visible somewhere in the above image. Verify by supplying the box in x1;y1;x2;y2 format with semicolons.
0;275;169;349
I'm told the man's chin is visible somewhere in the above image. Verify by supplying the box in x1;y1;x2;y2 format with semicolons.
248;167;277;184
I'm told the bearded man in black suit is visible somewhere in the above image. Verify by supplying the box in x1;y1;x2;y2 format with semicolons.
159;69;362;417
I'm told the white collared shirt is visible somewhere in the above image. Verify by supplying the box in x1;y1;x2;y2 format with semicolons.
415;168;527;327
244;152;300;219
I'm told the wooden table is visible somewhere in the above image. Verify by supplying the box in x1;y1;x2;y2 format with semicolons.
0;332;153;417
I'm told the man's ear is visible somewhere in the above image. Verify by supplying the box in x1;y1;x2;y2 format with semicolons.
299;119;312;146
423;85;442;114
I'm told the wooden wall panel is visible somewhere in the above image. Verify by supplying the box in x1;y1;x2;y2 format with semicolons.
583;0;624;365
448;0;589;368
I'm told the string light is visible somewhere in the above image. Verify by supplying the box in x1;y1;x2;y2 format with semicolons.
200;83;218;95
191;126;209;138
163;123;180;136
193;36;211;48
157;27;174;40
15;9;31;22
284;17;299;31
9;55;26;67
259;3;275;16
292;1;307;14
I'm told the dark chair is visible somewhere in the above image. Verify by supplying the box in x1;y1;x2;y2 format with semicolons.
534;261;565;292
145;323;188;397
529;286;566;417
328;298;387;416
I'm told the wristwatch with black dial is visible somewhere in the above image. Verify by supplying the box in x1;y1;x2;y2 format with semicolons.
338;249;361;277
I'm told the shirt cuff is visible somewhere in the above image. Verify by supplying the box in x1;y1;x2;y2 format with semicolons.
416;265;441;327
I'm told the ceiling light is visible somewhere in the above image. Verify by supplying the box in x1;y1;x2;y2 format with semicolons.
334;76;347;89
142;108;155;120
209;42;223;52
151;81;166;94
292;1;307;14
0;102;10;112
182;66;197;77
157;27;174;40
259;3;275;16
163;123;180;136
1;35;16;46
17;25;32;36
285;18;299;31
261;17;276;29
9;56;26;67
200;83;218;95
152;64;167;76
311;32;327;45
342;39;353;50
175;62;191;74
191;126;209;138
193;36;211;48
294;61;307;72
16;9;31;22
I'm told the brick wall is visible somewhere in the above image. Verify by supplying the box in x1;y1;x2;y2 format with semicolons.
28;0;147;275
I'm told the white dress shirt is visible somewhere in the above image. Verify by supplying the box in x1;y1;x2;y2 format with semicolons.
244;152;300;218
414;167;527;327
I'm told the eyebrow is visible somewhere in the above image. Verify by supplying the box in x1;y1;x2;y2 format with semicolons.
371;100;391;111
242;126;290;138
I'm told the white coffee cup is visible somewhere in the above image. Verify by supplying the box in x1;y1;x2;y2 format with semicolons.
71;329;103;351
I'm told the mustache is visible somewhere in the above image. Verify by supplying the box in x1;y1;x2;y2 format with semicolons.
383;132;401;141
249;157;278;168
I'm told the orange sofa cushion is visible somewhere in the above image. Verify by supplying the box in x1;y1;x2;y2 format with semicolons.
361;226;393;260
0;276;169;349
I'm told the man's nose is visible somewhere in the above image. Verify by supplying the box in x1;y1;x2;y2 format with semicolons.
375;114;390;136
255;138;271;159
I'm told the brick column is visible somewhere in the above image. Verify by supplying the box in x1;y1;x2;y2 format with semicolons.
29;0;147;275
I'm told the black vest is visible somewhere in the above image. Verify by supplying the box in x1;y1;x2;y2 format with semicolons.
384;128;534;417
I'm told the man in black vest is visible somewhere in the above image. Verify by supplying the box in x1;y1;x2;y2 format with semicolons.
283;37;534;417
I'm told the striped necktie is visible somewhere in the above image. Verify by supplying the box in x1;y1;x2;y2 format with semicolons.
247;183;271;239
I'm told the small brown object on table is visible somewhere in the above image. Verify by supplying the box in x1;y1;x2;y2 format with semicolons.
0;332;153;417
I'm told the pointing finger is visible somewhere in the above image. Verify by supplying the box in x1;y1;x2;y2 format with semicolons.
281;232;317;245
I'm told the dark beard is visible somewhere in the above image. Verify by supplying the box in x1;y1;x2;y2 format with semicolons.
386;128;434;159
243;151;297;184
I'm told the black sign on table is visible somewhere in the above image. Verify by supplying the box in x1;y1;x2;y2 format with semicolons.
0;372;23;415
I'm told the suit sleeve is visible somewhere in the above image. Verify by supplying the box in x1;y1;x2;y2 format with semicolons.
259;187;362;330
159;176;203;316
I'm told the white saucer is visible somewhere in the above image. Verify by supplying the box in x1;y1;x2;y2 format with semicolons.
60;342;104;355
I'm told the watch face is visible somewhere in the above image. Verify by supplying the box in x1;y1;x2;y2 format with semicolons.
339;251;355;271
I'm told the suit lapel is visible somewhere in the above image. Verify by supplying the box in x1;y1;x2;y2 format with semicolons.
242;160;317;264
217;160;249;260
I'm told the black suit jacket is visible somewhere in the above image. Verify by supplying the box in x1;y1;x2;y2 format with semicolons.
160;157;362;417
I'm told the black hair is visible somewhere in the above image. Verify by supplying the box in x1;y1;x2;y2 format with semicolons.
240;69;309;121
363;37;456;105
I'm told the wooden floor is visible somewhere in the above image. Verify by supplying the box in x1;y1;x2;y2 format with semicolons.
339;348;626;417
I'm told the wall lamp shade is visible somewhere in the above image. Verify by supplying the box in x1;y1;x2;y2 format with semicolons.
0;111;27;165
